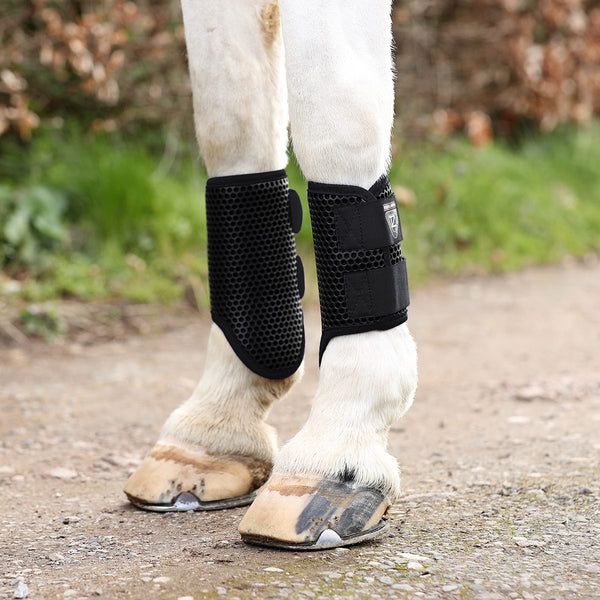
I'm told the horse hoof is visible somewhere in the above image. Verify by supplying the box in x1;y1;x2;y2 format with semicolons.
238;473;390;549
124;441;271;512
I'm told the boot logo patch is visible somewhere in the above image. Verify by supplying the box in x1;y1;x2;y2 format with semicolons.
383;201;399;239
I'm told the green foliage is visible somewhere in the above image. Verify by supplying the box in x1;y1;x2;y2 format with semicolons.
1;122;599;305
1;125;207;303
0;183;68;270
41;133;206;258
287;123;600;284
388;124;600;281
19;304;67;341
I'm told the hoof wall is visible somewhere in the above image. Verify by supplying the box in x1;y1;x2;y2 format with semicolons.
238;473;391;550
123;441;271;511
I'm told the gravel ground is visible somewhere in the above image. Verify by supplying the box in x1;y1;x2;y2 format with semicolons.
1;261;599;600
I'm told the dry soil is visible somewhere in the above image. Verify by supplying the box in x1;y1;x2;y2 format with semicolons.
1;262;599;600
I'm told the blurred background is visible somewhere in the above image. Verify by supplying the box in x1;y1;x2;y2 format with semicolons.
1;0;599;342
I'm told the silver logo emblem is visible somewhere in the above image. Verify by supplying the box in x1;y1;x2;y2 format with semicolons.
383;201;399;239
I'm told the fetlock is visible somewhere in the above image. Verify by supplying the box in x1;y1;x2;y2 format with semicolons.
159;325;302;464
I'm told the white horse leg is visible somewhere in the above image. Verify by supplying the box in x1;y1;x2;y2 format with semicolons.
183;0;288;176
239;0;418;547
124;0;300;511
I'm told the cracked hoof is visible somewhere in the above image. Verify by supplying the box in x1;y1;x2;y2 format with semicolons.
123;441;272;512
238;473;391;550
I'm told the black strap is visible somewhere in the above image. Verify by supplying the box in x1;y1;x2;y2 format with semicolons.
288;189;303;234
335;199;403;251
344;259;409;319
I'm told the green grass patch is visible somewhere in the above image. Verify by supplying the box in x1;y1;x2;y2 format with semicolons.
1;124;208;304
389;127;600;282
1;122;599;305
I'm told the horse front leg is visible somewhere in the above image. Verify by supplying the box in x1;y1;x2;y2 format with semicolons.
124;0;304;511
239;0;418;548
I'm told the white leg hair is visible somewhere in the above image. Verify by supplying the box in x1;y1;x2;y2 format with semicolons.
275;0;417;501
125;4;300;508
274;326;416;500
279;0;395;188
161;1;296;459
124;324;302;506
181;0;288;176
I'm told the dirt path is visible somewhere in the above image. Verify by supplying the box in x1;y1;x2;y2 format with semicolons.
1;262;599;600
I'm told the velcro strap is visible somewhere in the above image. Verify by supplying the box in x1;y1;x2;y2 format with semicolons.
344;258;409;319
335;198;402;251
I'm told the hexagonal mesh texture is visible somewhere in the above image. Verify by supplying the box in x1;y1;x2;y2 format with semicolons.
308;175;408;360
206;170;304;380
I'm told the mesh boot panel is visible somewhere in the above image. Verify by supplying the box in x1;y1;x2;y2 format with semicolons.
206;170;305;379
308;175;409;362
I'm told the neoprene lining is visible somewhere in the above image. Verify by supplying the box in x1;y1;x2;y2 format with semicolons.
206;170;305;379
308;175;409;363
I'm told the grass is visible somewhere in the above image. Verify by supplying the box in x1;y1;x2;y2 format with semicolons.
389;128;600;282
1;125;208;304
1;122;599;306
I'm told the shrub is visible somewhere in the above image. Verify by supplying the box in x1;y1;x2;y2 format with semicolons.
1;0;599;142
0;183;68;271
0;0;190;139
394;0;600;139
